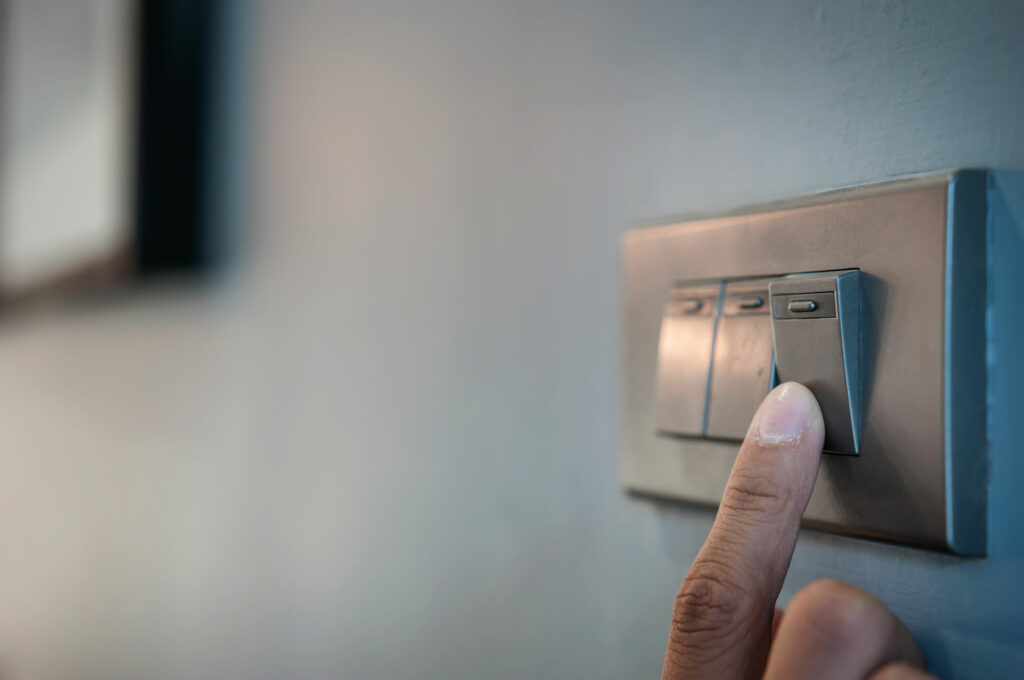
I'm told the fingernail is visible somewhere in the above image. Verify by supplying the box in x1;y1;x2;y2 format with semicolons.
754;383;814;443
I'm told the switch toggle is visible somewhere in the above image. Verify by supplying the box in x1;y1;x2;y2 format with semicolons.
705;279;776;440
770;270;862;454
676;298;704;314
788;299;817;313
655;284;720;436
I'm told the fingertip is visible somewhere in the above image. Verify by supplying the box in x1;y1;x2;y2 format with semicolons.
752;382;824;445
774;381;818;407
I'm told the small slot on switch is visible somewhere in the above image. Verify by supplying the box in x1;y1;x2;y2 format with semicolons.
772;291;837;319
678;298;703;313
788;299;818;313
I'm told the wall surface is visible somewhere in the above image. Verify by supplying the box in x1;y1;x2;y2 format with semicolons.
0;1;1021;678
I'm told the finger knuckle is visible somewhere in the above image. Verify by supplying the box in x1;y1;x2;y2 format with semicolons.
788;579;890;646
671;565;748;641
720;468;790;517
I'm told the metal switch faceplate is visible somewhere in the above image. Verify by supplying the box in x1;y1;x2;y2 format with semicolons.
622;171;989;555
771;270;862;455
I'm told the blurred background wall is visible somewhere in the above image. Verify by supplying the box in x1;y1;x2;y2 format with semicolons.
0;1;1022;678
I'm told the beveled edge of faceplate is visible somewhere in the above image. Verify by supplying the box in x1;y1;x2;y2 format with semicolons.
622;170;991;555
625;172;960;240
944;170;989;556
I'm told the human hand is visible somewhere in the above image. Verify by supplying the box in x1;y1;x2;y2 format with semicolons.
662;383;933;680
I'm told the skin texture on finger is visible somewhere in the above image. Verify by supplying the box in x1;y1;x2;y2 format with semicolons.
763;579;927;680
866;663;936;680
771;606;784;638
662;383;825;680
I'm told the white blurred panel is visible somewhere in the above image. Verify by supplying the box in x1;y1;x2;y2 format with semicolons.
0;0;132;291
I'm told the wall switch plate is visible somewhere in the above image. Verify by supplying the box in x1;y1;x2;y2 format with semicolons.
622;171;988;555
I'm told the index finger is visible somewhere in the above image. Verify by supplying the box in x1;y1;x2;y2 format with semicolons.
663;382;825;680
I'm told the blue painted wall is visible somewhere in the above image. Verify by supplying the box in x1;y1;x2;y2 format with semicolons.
0;1;1020;678
242;2;1024;677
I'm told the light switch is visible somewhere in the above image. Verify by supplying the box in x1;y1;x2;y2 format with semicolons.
654;284;719;436
623;170;990;554
770;270;862;454
706;279;775;440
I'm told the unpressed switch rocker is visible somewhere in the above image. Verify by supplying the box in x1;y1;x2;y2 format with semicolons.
705;278;775;441
770;270;862;455
655;284;719;436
